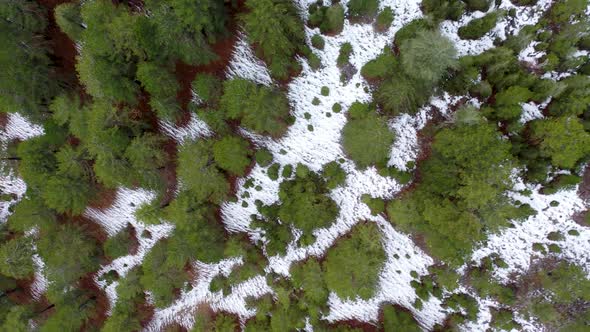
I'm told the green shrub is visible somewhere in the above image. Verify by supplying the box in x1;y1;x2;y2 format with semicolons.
361;49;397;79
376;7;395;31
347;0;380;20
531;116;590;169
192;73;222;105
322;4;345;34
332;103;342;113
400;30;458;85
463;0;491;12
324;222;386;300
458;12;500;40
394;19;434;48
255;148;273;166
311;34;325;49
337;42;353;67
381;305;421;331
267;163;280;180
342;103;395;168
422;0;465;21
321;86;330;96
213;136;253;176
361;195;386;215
103;229;133;260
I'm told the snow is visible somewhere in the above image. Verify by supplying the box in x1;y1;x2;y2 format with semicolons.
159;114;212;145
0;113;44;222
471;173;590;283
84;188;174;312
519;99;549;124
226;31;273;86
440;0;553;57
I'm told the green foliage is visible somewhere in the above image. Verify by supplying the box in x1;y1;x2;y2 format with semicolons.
324;222;386;300
136;61;181;121
42;173;93;215
388;123;516;265
458;11;501;40
342;103;395;168
0;1;58;120
54;2;83;41
361;195;385;216
38;224;100;295
255;148;273;166
164;191;226;263
381;305;421;331
311;34;325;49
103;229;134;260
531;116;590;169
361;48;397;80
0;237;34;279
140;241;188;307
463;0;491;12
241;0;305;79
376;7;395;31
221;79;292;137
1;305;33;332
177;140;229;204
337;42;353;67
262;166;338;242
393;18;435;48
376;75;430;115
400;30;457;85
192;73;222;106
309;3;345;34
213;136;253;176
347;0;380;20
422;0;465;21
322;161;347;189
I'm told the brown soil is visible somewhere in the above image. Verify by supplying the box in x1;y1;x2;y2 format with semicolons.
69;214;109;244
138;298;156;329
78;273;110;331
0;112;8;129
174;4;243;115
37;0;80;87
328;319;379;332
88;186;118;210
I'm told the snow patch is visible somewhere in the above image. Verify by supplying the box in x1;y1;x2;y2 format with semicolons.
85;188;174;312
226;31;273;86
159;114;212;145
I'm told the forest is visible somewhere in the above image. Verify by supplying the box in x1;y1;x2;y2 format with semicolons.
1;0;590;331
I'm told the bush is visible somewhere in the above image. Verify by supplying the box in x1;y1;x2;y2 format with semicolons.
103;229;133;260
255;148;273;166
55;2;84;41
263;166;339;240
311;34;325;49
381;305;421;331
400;30;457;85
458;12;500;40
322;4;345;34
342;103;395;168
0;237;35;279
464;0;491;12
324;222;386;300
376;7;395;31
347;0;380;20
361;49;397;80
192;73;222;106
213;136;253;176
531;116;590;169
376;76;430;115
321;86;330;96
337;42;353;67
221;79;292;137
422;0;465;21
394;19;434;48
241;0;306;79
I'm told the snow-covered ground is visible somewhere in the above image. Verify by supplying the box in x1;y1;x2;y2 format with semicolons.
2;1;589;331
